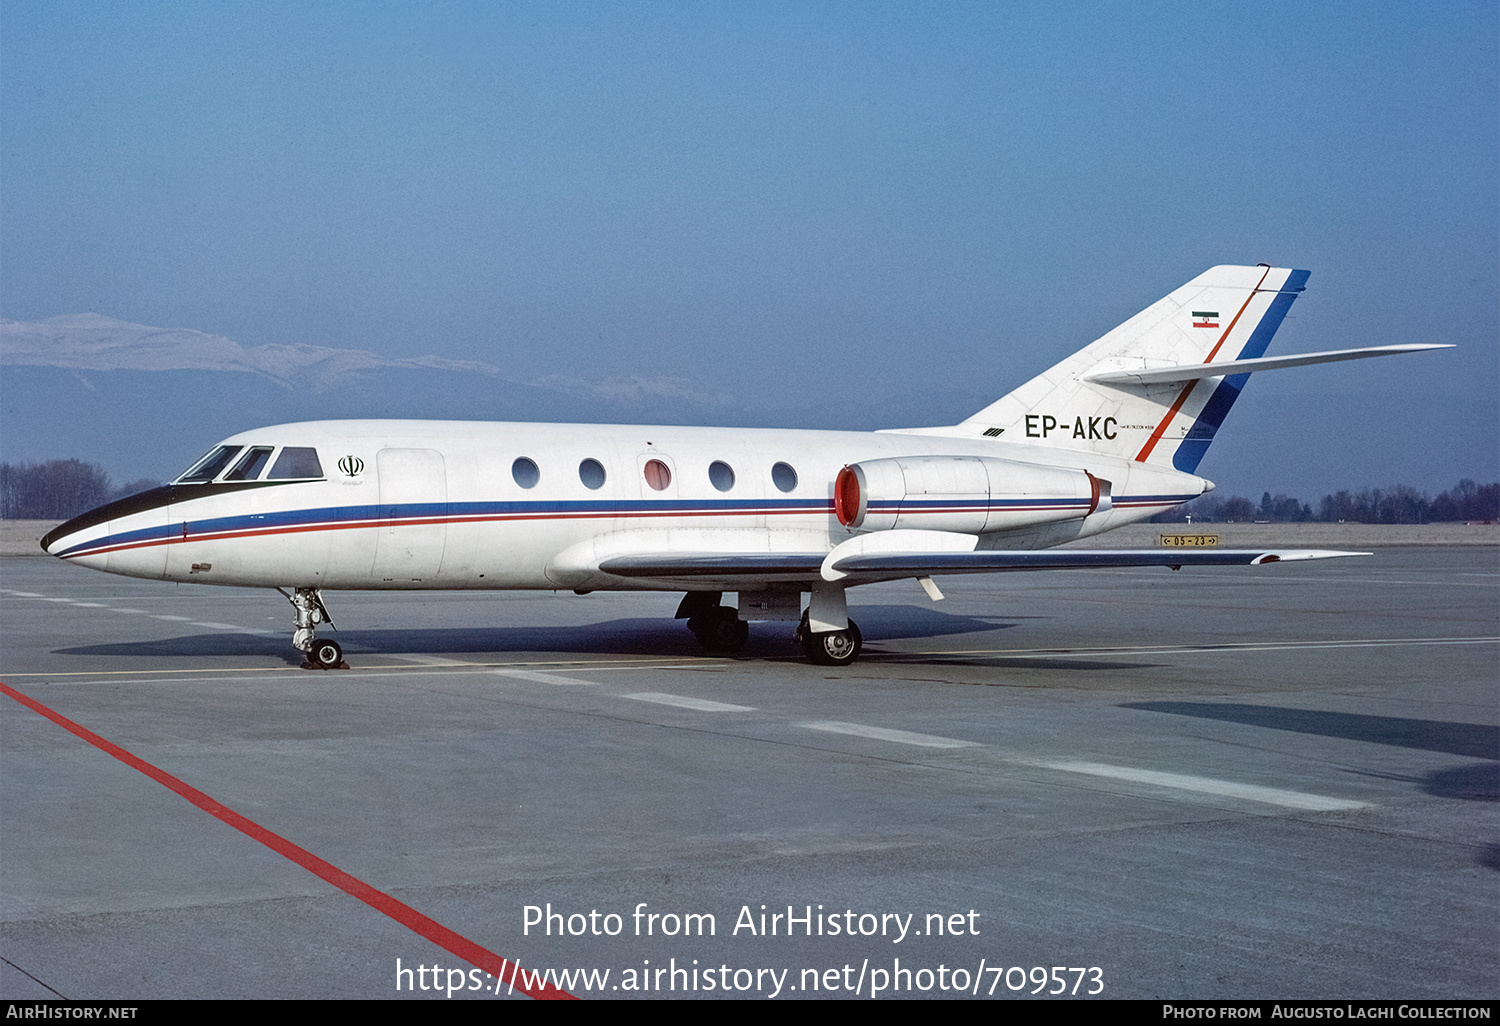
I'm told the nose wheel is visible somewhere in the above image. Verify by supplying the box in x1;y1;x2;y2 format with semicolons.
308;638;345;670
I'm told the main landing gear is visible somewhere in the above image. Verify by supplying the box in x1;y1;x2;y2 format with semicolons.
794;612;862;667
677;591;750;654
676;590;863;665
279;587;346;670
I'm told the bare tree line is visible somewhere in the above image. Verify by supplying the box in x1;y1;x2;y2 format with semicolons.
1153;479;1499;524
0;460;159;520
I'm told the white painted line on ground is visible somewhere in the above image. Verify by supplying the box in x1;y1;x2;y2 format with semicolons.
153;615;194;621
1028;760;1369;811
622;692;755;712
388;654;481;667
800;721;977;749
189;621;251;630
492;668;599;686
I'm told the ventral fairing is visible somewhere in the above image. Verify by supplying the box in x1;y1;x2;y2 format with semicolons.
43;265;1448;667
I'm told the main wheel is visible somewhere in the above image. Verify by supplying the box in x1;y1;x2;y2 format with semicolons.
690;606;749;653
802;619;861;666
309;638;344;669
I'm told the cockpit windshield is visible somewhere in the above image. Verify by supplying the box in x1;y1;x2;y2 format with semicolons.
176;445;242;483
225;446;275;481
175;444;325;484
268;447;324;480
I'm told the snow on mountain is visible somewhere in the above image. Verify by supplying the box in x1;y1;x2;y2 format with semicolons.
0;313;508;388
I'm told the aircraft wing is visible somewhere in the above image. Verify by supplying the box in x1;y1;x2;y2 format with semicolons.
824;547;1368;583
595;545;1369;588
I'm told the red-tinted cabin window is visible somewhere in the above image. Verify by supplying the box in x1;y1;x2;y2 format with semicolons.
643;459;671;491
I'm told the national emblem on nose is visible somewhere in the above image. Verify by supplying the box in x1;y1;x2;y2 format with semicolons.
338;455;364;477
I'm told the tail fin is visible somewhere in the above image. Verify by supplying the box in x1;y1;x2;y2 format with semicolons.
958;264;1308;472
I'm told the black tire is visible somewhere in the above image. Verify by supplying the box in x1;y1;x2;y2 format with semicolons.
309;638;343;669
802;619;861;666
691;606;749;653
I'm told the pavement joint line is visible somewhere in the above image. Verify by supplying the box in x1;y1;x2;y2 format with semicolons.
910;636;1500;657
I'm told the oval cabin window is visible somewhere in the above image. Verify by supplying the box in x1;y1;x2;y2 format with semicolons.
579;458;607;490
512;457;540;489
772;461;798;493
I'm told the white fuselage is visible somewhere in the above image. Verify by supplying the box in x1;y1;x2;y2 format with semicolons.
43;419;1208;594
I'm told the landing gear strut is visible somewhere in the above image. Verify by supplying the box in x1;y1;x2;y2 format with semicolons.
280;587;345;669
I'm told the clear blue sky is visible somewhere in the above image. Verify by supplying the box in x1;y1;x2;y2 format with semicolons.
3;1;1496;496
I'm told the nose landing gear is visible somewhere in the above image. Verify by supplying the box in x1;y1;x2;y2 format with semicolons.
279;587;347;669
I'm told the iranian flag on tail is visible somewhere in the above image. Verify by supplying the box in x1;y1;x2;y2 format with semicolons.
1191;310;1219;328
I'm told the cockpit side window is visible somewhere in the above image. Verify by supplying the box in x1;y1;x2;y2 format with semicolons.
225;446;274;481
177;445;243;483
267;447;325;480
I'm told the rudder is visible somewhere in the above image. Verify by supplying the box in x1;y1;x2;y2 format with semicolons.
956;265;1309;471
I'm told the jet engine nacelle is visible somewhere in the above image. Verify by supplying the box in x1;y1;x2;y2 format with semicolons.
834;456;1111;534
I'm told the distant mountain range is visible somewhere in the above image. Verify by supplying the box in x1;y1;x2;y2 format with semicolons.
0;312;745;398
1;312;1484;498
1;313;972;484
0;314;750;481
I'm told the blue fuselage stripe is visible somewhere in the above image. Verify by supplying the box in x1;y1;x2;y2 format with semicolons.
54;492;1201;559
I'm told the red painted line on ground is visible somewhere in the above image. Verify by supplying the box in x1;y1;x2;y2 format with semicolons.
0;680;575;1000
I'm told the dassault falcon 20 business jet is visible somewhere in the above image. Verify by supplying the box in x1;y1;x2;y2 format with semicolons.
42;265;1447;668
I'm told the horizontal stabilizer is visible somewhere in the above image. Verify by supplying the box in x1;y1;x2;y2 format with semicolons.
1083;344;1452;387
